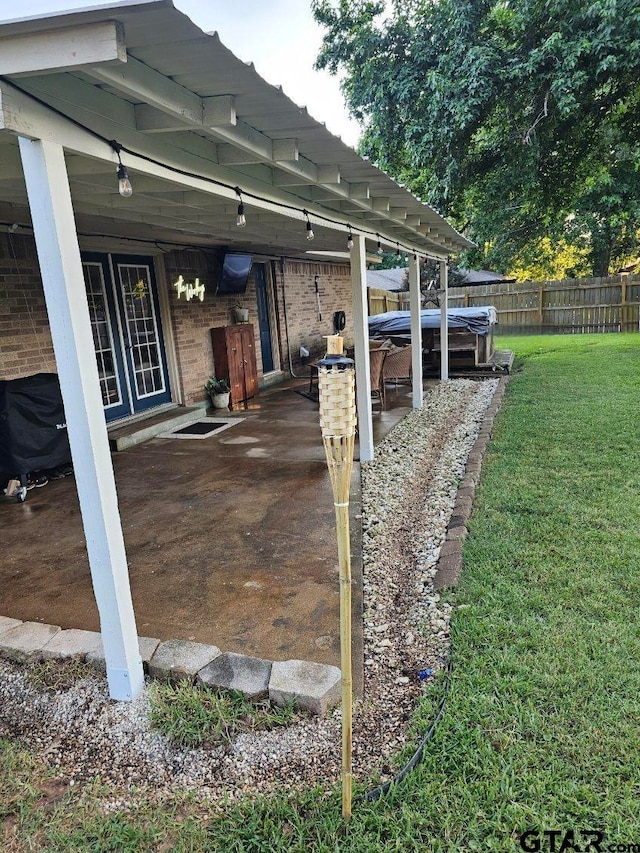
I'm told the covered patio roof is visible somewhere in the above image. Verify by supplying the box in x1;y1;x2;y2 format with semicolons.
0;0;471;258
0;1;465;702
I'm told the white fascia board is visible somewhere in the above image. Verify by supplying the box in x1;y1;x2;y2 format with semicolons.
0;21;126;76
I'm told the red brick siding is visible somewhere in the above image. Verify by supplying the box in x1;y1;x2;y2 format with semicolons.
0;235;355;405
162;249;265;406
272;260;353;370
163;254;354;402
0;234;56;381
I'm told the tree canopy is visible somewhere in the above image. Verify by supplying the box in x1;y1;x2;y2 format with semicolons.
312;0;640;276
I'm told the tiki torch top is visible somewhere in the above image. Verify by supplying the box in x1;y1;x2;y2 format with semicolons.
317;335;356;439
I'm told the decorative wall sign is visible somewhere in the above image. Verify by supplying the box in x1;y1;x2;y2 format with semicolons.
173;275;205;302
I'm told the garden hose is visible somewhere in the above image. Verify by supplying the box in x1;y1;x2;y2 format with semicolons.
356;644;453;803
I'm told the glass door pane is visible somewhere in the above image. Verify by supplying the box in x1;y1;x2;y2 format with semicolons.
82;259;130;421
114;258;171;413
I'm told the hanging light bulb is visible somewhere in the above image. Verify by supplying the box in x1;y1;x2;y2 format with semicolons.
304;210;314;241
347;226;354;250
396;243;401;258
110;140;133;198
117;163;133;198
376;234;384;256
234;187;246;227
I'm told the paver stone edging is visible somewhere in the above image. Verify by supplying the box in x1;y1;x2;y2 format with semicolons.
197;652;272;700
0;621;61;661
0;619;342;715
269;659;342;715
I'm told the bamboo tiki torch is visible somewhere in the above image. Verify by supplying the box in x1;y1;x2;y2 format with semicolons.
317;334;357;820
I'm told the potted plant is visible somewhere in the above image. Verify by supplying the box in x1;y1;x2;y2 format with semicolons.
205;375;231;409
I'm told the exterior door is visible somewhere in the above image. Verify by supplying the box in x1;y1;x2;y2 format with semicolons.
82;252;171;422
254;263;274;373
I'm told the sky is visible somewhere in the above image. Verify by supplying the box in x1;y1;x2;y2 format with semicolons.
11;0;363;147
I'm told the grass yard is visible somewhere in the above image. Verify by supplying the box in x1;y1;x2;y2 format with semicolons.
2;333;640;852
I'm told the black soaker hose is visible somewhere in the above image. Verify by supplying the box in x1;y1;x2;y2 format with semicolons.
355;646;453;803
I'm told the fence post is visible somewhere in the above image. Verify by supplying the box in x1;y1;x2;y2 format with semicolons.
620;272;629;331
538;284;544;330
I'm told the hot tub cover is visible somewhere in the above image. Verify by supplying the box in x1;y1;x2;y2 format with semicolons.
368;306;497;336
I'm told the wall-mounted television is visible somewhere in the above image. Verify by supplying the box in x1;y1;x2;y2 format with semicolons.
216;253;253;295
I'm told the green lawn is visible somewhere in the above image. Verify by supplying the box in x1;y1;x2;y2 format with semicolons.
2;333;640;852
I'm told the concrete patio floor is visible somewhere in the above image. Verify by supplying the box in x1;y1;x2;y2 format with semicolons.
0;377;417;690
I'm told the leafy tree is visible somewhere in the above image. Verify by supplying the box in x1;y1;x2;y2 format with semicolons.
507;236;591;281
371;251;408;270
313;0;640;276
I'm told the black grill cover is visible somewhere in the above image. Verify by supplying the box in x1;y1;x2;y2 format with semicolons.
0;373;71;474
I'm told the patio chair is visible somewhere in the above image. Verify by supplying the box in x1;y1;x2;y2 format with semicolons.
382;343;412;387
369;346;388;411
345;343;389;410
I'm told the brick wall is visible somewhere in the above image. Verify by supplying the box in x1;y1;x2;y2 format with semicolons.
273;260;353;370
162;249;264;406
0;235;355;407
164;254;354;402
0;233;56;381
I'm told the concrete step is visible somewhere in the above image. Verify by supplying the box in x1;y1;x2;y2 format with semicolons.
108;405;207;451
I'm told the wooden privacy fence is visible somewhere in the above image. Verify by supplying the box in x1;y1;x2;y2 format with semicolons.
368;287;410;316
449;274;640;334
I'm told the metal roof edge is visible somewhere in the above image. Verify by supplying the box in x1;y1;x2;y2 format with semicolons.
0;0;171;29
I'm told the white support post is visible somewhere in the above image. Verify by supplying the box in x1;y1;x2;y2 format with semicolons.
18;136;144;701
408;254;423;408
350;233;374;462
439;258;449;382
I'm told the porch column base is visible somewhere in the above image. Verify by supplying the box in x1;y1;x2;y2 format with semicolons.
107;665;145;702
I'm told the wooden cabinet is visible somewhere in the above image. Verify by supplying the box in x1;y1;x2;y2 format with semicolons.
210;324;258;407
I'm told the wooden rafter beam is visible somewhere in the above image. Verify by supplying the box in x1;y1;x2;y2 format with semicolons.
88;58;319;185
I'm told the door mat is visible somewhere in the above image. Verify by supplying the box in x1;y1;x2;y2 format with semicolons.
156;417;244;440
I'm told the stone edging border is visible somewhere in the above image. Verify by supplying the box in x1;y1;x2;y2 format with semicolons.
433;375;510;590
0;621;341;716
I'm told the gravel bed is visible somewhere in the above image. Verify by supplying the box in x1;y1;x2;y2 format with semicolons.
0;378;498;809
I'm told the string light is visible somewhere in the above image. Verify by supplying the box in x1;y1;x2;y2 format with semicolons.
376;234;384;256
8;82;456;260
396;243;401;258
347;226;354;250
11;85;455;261
304;210;314;241
110;140;133;197
235;187;246;228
